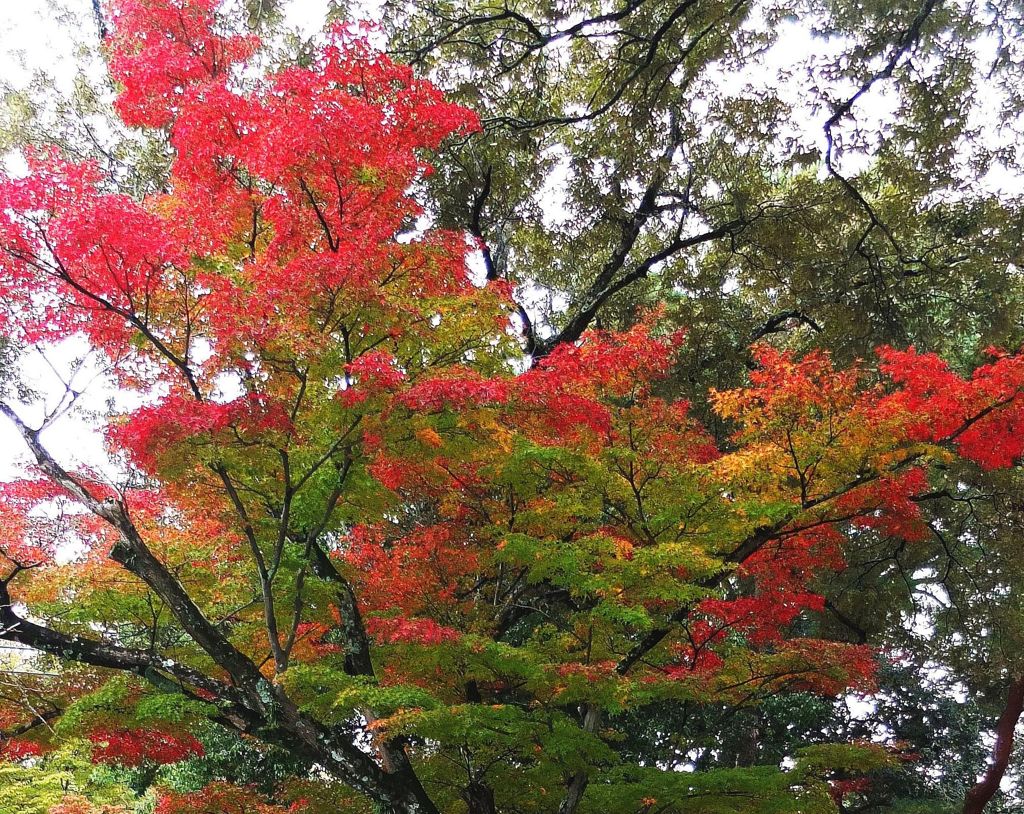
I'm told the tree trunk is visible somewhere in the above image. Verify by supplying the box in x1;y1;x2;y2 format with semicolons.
462;781;497;814
963;677;1024;814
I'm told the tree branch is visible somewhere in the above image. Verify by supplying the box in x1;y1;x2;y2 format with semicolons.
963;677;1024;814
823;0;942;261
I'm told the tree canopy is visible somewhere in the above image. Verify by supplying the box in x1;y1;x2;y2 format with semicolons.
1;1;1024;813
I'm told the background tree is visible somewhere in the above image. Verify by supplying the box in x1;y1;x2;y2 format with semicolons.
378;0;1024;808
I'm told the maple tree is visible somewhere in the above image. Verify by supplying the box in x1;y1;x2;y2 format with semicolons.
1;1;1024;813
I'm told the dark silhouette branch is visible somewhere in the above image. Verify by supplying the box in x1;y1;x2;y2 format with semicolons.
92;0;109;39
823;0;942;261
750;309;824;343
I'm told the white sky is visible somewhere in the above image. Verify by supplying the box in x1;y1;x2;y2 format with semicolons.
0;3;101;479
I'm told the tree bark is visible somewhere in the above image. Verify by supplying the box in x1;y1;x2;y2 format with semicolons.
963;677;1024;814
462;781;497;814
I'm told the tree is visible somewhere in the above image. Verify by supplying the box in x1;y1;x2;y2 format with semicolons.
1;2;1023;813
379;0;1024;807
383;0;1024;369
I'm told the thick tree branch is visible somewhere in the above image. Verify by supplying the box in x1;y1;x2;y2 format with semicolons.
963;677;1024;814
534;217;745;361
308;541;376;679
470;165;497;281
0;707;61;742
0;402;267;698
91;0;108;39
750;309;824;343
0;577;237;706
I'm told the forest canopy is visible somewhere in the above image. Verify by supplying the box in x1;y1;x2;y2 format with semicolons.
0;1;1023;813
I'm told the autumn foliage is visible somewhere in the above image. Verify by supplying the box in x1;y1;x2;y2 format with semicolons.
0;2;1023;813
